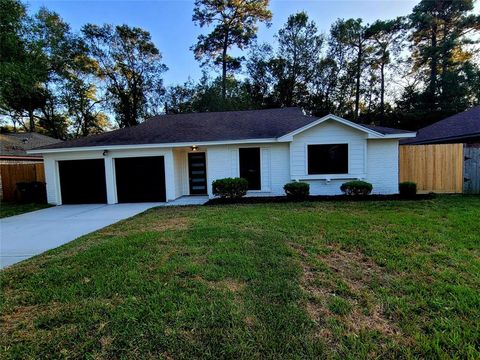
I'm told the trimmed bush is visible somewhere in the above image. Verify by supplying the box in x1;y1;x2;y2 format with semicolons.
212;177;248;199
340;180;373;196
284;182;310;200
399;182;417;197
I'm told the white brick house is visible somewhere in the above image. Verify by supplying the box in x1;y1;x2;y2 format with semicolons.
28;108;415;205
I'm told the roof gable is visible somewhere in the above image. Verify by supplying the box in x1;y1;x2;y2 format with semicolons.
277;114;414;141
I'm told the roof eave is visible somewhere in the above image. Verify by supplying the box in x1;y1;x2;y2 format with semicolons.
372;133;416;139
27;137;280;154
404;131;480;144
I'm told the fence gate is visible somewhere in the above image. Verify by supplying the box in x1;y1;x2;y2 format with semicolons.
463;146;480;194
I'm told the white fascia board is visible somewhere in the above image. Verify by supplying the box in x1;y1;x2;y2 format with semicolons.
368;132;417;139
277;114;385;141
27;137;279;155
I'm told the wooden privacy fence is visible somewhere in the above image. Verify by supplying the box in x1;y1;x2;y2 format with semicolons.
0;163;45;201
399;144;464;194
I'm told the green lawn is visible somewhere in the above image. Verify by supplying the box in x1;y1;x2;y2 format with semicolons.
1;196;479;359
0;202;51;219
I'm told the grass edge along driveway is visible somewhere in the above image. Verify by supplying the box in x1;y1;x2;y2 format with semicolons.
0;202;51;219
1;196;479;359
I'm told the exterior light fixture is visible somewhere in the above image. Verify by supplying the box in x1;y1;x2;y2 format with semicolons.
103;150;109;156
191;145;198;152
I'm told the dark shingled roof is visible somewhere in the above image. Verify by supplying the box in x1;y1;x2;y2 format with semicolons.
34;108;412;151
402;106;480;144
1;132;62;157
362;124;413;135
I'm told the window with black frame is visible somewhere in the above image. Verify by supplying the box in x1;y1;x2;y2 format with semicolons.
307;144;348;175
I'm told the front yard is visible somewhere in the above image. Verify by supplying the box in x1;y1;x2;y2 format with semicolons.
1;196;479;359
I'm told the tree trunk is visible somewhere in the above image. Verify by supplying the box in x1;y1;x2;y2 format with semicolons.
355;41;362;120
28;108;35;132
222;31;229;101
440;22;449;101
380;61;385;117
429;24;438;110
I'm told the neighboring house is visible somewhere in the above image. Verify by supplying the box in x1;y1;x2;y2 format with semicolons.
28;108;415;205
0;132;61;201
402;106;480;145
0;132;62;164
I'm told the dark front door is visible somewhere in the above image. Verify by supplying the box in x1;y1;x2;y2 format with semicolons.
239;147;261;190
115;156;166;203
59;159;107;204
188;152;207;195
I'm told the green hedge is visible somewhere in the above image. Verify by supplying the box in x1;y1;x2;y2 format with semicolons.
340;180;373;196
212;178;248;199
399;182;417;197
284;182;310;200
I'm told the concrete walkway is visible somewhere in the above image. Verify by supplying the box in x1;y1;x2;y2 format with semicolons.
0;196;208;269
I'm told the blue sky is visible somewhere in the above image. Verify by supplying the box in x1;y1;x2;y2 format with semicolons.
25;0;446;86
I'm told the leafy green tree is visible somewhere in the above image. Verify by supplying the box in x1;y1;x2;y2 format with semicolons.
1;2;100;138
273;12;324;107
409;0;480;111
82;24;167;127
30;8;90;138
194;75;253;111
308;57;339;116
244;42;273;107
0;0;48;132
62;75;108;137
330;18;372;119
191;0;272;101
366;17;406;117
164;73;254;114
164;80;196;114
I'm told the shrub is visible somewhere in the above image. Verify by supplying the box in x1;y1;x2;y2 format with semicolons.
212;178;248;199
399;182;417;197
284;182;310;200
340;180;373;196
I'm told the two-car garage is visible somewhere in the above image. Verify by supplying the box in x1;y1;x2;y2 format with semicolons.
58;156;166;204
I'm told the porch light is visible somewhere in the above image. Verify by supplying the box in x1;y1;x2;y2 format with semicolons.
191;145;198;152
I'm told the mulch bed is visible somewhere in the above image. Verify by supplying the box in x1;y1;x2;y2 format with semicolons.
205;194;436;206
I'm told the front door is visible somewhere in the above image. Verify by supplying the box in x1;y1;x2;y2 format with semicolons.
239;147;261;190
188;152;207;195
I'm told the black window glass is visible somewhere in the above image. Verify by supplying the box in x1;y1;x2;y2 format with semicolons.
239;148;261;190
308;144;348;174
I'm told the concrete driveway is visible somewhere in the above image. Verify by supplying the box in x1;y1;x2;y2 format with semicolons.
0;203;162;269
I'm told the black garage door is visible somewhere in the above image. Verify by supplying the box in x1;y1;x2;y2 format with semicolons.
115;156;166;203
59;159;107;204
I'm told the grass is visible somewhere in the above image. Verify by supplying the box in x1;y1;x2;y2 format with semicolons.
0;202;51;218
1;195;479;359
